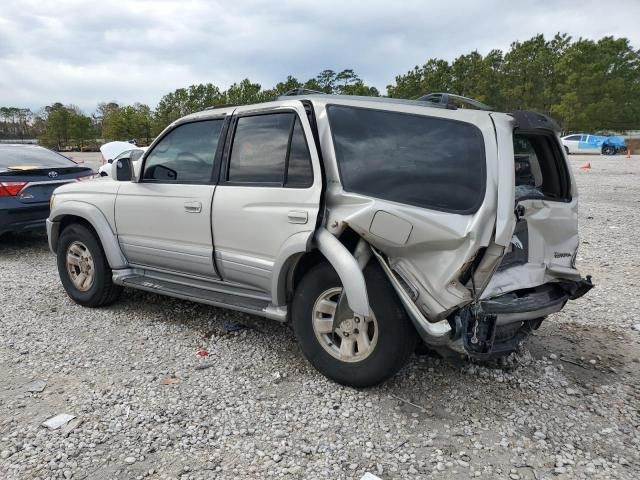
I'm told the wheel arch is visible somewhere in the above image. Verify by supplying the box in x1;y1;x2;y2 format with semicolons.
49;202;128;269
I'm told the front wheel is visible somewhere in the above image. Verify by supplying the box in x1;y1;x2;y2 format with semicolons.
57;223;122;307
292;262;417;387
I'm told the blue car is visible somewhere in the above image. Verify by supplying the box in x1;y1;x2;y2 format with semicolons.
561;133;627;155
0;144;95;236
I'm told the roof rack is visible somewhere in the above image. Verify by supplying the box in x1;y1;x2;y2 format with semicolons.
279;88;327;98
416;93;492;111
203;103;238;110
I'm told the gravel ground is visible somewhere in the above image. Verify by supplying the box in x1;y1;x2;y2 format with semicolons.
1;154;639;480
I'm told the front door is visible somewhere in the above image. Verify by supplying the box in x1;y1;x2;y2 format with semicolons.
211;102;322;291
115;117;226;277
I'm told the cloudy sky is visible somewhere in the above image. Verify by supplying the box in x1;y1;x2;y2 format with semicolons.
1;0;639;113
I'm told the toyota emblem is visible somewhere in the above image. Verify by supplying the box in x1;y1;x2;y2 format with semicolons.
48;171;58;178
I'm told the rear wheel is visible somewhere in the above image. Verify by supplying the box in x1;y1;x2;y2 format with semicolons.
564;146;570;155
602;145;615;156
57;223;122;307
292;262;417;387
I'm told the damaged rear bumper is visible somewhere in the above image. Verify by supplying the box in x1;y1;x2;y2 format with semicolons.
481;275;593;325
459;276;593;359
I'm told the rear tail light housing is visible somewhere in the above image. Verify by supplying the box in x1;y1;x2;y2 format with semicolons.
0;181;28;197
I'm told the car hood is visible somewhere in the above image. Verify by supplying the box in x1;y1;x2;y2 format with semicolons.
100;141;137;161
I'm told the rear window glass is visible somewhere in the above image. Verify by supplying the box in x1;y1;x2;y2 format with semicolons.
0;145;75;168
327;105;485;213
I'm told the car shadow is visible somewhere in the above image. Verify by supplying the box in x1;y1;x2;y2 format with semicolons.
0;230;49;250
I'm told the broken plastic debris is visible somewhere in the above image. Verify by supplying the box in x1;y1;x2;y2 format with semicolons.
223;321;247;332
160;375;179;385
196;349;209;357
61;418;83;437
361;473;383;480
26;379;47;393
42;413;76;430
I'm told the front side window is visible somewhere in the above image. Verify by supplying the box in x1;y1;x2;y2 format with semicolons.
227;113;313;186
143;120;223;182
327;105;485;213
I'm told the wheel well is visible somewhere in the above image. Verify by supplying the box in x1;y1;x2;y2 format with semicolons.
57;215;99;244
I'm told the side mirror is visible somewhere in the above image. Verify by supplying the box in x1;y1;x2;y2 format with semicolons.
114;158;133;181
107;158;114;164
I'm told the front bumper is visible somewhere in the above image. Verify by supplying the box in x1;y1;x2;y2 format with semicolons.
0;203;50;236
46;218;58;254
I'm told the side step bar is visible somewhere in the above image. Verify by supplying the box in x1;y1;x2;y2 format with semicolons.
113;273;287;322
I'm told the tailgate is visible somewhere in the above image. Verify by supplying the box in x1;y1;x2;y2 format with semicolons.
482;112;583;300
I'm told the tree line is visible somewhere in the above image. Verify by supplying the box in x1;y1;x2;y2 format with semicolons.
1;33;638;150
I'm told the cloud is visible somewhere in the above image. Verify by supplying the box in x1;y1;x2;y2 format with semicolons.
1;0;639;113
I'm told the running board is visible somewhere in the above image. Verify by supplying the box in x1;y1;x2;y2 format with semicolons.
113;273;287;322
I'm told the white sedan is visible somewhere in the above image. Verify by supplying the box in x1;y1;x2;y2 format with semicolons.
98;142;147;178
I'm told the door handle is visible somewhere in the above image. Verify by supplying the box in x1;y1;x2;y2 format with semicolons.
184;201;202;213
287;210;308;224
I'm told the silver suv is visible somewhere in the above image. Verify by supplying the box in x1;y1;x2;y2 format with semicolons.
47;93;592;387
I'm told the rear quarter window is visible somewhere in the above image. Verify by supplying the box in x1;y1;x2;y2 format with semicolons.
327;105;485;213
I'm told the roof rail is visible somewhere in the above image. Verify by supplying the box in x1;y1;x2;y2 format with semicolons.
203;103;238;110
417;93;492;111
279;88;327;98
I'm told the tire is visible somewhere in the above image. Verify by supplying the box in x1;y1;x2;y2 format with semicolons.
57;223;122;307
564;146;570;155
292;262;418;387
602;145;615;156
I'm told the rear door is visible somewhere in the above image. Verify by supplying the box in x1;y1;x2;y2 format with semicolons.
211;102;322;291
578;134;600;153
562;134;581;153
114;118;225;277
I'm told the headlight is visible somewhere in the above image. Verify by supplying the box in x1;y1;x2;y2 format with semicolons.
49;193;56;210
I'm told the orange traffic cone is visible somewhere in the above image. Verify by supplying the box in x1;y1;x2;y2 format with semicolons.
626;148;631;159
580;162;591;169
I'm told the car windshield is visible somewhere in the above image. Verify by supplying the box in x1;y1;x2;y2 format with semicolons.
114;149;135;160
0;145;76;169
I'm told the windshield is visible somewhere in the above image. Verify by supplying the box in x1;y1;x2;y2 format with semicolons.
0;145;76;169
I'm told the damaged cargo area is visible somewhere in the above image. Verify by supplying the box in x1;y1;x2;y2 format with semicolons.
322;106;594;360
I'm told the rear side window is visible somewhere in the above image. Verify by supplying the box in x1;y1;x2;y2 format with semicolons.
514;133;570;201
327;105;485;213
143;120;223;183
227;113;313;187
285;118;313;187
